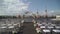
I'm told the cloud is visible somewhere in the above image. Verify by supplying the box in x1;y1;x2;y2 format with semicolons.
0;0;30;15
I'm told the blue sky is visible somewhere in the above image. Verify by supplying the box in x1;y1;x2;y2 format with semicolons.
28;0;60;12
0;0;60;15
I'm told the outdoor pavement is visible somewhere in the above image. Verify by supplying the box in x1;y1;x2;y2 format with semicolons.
23;22;37;34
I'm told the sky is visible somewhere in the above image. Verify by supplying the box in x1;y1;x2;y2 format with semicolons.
0;0;60;16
